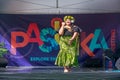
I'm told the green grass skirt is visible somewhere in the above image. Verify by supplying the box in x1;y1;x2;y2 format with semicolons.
55;36;79;67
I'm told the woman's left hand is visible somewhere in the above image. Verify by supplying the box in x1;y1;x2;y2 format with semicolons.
68;39;73;45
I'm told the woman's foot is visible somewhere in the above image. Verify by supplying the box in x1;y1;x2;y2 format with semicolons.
64;69;69;73
68;68;71;72
64;66;71;73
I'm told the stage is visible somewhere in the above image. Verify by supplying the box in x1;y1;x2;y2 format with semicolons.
0;66;120;80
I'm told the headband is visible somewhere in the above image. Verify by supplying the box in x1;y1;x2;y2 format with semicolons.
63;16;75;23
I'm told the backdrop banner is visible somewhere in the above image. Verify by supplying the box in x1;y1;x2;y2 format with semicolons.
0;13;120;67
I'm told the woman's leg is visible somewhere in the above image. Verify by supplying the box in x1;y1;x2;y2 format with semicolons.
67;66;71;71
64;66;69;72
64;66;71;72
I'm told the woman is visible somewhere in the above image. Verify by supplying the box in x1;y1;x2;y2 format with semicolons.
55;16;81;72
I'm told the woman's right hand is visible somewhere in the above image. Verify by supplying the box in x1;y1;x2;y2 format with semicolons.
62;22;66;27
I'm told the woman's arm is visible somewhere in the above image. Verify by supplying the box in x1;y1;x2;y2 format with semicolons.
59;22;65;35
69;32;78;45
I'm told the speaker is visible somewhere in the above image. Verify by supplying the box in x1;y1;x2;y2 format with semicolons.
0;57;8;68
83;58;102;68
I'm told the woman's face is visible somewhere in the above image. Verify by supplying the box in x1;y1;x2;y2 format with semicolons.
65;19;71;25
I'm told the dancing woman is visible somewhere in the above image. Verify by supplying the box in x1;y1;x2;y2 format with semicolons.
55;16;82;72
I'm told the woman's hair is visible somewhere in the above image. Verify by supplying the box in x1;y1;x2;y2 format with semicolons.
63;16;75;23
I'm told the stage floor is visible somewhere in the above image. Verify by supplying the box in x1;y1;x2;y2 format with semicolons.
0;66;120;80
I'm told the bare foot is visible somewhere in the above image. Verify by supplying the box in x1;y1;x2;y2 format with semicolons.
64;69;69;73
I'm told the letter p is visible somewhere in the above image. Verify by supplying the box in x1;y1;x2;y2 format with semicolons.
11;32;29;55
